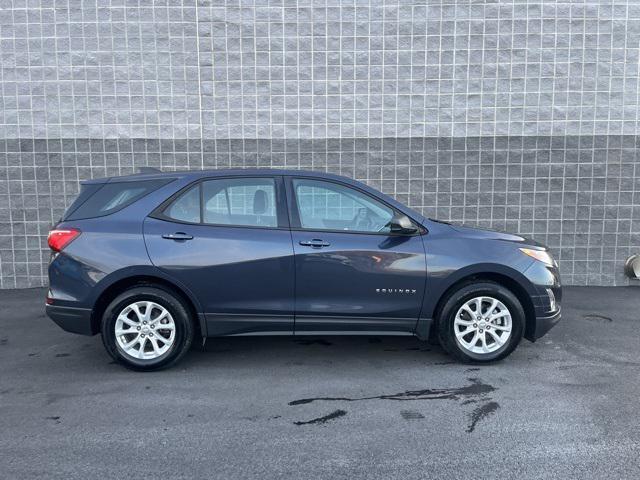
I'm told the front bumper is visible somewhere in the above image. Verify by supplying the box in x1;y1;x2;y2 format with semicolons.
522;259;562;341
46;304;95;335
530;307;561;340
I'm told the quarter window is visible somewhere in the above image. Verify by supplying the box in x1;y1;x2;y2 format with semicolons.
164;184;200;223
65;179;172;220
163;177;278;228
293;179;394;233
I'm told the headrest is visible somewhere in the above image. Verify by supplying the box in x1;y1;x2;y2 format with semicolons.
253;189;268;214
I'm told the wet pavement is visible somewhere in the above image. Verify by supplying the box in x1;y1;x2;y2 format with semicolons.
0;286;639;479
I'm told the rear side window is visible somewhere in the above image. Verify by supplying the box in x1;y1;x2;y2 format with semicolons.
65;179;172;220
162;177;278;228
203;178;277;227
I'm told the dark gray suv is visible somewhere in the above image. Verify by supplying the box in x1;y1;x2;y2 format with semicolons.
46;169;561;370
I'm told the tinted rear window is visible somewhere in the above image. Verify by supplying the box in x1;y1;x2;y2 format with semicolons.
65;179;172;220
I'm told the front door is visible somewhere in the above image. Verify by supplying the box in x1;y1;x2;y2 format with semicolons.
286;177;427;335
144;176;295;336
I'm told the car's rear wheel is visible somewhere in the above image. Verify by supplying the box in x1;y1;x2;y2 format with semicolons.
101;286;194;371
437;281;525;363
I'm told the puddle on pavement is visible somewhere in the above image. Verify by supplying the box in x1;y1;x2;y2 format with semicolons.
467;401;500;433
289;377;494;405
289;377;499;432
294;409;347;426
400;410;425;420
582;314;613;323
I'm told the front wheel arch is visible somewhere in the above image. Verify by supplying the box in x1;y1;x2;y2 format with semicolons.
436;280;525;362
430;272;536;344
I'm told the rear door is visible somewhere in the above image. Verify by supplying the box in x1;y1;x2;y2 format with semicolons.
144;175;295;336
286;177;427;335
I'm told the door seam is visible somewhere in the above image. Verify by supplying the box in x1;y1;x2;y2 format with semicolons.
282;176;299;335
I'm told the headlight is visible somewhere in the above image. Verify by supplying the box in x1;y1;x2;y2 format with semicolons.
520;247;556;267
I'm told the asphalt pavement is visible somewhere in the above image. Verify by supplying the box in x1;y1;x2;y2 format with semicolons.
0;286;639;479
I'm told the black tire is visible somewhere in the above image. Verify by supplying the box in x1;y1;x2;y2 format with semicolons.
437;281;525;363
101;286;194;371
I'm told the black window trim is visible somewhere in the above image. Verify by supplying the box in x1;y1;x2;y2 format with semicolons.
149;175;290;230
284;176;426;237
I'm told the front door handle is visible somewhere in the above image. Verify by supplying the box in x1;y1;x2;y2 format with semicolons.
162;232;193;241
299;239;330;248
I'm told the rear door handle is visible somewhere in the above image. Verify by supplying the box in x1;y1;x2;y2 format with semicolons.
162;232;193;241
299;239;330;248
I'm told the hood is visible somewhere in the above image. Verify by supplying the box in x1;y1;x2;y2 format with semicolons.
449;223;547;249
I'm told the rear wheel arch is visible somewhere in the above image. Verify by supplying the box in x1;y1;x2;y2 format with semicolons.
431;272;536;343
90;275;203;337
101;285;194;370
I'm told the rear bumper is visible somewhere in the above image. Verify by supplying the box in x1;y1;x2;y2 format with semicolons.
46;304;96;335
529;308;561;341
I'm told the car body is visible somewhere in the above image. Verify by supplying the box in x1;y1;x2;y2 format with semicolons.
46;169;562;370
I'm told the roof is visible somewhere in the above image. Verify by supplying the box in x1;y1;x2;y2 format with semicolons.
81;168;355;184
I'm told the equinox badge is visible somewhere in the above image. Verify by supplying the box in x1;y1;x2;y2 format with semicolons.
376;288;417;294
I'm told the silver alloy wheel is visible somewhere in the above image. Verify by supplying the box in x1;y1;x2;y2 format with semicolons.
115;301;176;360
453;296;512;355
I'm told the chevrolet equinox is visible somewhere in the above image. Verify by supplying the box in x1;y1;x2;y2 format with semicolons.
45;169;562;370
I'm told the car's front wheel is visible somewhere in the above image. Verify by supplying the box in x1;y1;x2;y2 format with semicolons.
437;281;525;362
101;286;194;371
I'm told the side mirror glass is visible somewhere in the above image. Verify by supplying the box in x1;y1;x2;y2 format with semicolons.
389;214;418;234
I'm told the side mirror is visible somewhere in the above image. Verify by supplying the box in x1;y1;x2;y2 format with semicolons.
389;214;418;234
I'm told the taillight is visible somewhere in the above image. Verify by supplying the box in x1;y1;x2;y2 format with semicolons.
48;228;81;252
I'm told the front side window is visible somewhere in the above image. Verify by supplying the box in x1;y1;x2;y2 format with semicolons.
293;179;394;233
163;177;278;228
